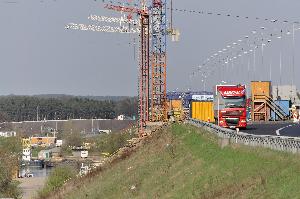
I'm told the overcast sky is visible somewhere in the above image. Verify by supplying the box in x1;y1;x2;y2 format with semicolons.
0;0;300;96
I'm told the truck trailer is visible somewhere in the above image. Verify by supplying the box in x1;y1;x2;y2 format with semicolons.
214;85;247;129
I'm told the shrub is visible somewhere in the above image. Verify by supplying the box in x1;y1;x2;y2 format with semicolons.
39;166;76;198
93;132;136;155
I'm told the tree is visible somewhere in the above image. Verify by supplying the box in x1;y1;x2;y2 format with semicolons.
0;137;22;198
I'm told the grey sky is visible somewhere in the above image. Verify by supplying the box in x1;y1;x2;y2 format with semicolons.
0;0;300;96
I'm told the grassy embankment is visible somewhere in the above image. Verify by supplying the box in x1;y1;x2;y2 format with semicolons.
58;123;300;198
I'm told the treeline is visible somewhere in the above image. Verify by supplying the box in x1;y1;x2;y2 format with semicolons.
0;96;137;122
33;94;130;102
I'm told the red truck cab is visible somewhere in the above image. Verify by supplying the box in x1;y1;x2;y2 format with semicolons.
214;85;247;129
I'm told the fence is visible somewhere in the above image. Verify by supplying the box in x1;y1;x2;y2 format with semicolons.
187;118;300;154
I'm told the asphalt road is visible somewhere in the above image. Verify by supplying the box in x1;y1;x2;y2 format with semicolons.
243;122;300;137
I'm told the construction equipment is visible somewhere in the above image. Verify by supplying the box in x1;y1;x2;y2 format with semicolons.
251;81;289;121
103;0;168;135
253;95;289;121
168;99;184;122
22;138;31;149
66;0;174;135
151;0;168;123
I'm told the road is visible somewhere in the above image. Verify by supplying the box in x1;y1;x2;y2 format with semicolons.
19;176;47;199
18;166;52;199
243;122;300;137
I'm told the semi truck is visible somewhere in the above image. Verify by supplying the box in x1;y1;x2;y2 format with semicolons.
214;85;247;129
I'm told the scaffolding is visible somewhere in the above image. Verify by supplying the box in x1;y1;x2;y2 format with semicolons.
252;95;289;121
151;0;167;122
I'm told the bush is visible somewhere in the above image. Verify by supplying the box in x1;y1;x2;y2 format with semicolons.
92;132;136;155
60;145;73;156
39;166;76;198
0;179;20;199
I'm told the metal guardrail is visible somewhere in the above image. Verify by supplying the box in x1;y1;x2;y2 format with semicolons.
187;118;300;154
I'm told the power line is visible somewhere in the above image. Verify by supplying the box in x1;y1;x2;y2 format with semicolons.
168;7;300;25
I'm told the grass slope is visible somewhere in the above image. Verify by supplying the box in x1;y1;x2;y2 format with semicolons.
64;124;300;199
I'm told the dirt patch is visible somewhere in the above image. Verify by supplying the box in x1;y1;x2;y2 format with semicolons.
202;176;263;199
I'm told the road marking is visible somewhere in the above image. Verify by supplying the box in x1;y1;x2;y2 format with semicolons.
276;124;294;136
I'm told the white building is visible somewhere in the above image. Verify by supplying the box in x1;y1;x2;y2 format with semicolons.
56;140;63;147
0;131;16;137
117;115;125;120
272;85;300;104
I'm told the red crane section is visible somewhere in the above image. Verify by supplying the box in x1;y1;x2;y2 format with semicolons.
104;3;150;136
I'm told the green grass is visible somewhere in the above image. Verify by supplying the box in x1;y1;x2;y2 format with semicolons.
62;123;300;199
31;146;44;157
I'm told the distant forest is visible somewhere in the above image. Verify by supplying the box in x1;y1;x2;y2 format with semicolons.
0;95;137;122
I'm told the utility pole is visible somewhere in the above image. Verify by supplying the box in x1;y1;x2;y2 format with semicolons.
36;106;39;121
92;118;94;133
292;23;295;103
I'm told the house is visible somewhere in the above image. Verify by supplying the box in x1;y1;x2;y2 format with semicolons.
0;131;16;137
38;150;52;160
30;136;56;147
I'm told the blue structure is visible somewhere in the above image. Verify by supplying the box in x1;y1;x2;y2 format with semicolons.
167;91;214;108
270;100;291;120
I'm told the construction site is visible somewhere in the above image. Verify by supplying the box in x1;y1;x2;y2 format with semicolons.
2;0;300;198
65;0;300;135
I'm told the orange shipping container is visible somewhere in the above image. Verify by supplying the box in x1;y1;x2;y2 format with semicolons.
190;101;215;123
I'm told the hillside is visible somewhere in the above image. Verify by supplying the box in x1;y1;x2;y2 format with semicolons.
54;124;300;198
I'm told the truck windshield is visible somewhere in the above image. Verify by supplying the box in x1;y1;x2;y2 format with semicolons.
223;97;246;108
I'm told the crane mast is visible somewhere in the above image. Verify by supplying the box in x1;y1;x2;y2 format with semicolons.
104;0;168;135
151;0;167;122
139;13;150;135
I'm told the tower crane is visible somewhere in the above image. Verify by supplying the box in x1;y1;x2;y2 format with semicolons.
66;0;173;136
103;0;168;136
